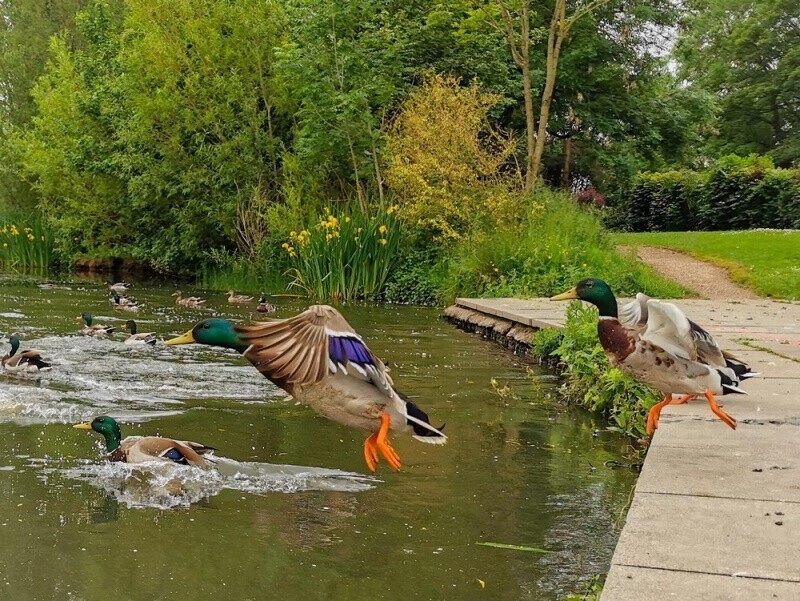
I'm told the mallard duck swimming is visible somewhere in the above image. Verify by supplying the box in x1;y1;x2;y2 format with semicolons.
74;416;214;466
105;281;131;293
112;293;142;312
172;291;206;308
552;279;750;435
256;293;276;314
124;320;156;345
165;306;447;471
227;290;253;304
79;313;114;337
2;334;51;373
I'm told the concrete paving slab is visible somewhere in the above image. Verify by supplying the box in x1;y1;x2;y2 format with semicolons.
603;565;800;600
637;427;800;502
612;493;800;581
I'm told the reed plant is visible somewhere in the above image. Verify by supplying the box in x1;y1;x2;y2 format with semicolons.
284;206;401;301
0;215;55;268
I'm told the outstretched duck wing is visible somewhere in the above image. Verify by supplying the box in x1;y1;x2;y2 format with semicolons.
235;304;393;396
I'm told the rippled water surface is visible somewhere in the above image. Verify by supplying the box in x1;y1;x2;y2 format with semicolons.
0;272;636;600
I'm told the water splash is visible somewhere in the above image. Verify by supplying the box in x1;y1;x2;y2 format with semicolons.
46;457;376;510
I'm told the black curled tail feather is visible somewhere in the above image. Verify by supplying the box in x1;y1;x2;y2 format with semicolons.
718;369;747;395
23;356;51;370
398;391;446;438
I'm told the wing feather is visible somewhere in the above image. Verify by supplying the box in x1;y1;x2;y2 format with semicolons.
641;300;697;361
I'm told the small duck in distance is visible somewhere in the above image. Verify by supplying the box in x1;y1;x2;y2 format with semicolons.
172;291;206;308
79;313;114;337
2;334;52;373
256;293;276;314
112;293;142;312
124;320;157;346
227;290;253;304
74;416;215;466
105;281;131;294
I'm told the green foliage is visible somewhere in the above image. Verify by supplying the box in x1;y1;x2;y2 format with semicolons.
0;213;54;268
551;302;660;437
564;574;604;601
437;189;685;302
381;246;443;305
284;207;401;301
613;230;800;300
531;326;563;361
676;0;800;165
611;155;800;232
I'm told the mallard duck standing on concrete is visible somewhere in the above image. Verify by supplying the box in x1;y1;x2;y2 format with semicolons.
552;279;751;435
74;416;214;466
165;305;447;471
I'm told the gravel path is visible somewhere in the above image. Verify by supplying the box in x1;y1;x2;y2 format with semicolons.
620;245;759;300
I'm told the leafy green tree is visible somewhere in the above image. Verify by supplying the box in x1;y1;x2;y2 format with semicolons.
676;0;800;165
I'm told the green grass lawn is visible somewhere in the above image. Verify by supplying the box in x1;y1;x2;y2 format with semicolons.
613;230;800;300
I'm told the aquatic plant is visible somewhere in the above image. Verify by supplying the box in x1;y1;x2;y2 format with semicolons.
284;206;401;301
0;214;54;268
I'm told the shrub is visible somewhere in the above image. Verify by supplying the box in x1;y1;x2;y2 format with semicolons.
611;154;800;232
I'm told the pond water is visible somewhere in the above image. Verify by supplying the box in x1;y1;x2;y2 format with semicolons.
0;272;636;600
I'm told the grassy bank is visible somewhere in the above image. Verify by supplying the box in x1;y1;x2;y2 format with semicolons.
613;230;800;299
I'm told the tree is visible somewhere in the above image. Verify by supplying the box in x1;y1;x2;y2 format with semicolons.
676;0;800;165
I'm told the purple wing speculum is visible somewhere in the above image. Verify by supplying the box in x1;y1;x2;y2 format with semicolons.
329;335;374;368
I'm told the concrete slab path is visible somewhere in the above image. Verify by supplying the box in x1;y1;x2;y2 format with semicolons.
452;297;800;599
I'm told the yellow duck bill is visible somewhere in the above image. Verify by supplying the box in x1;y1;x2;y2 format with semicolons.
164;331;195;345
550;287;579;301
73;422;93;430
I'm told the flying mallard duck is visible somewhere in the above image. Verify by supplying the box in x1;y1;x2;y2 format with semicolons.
79;313;114;337
172;291;206;308
105;281;131;293
227;290;253;304
256;293;276;314
2;334;52;373
124;320;157;346
552;279;750;435
112;293;142;312
74;416;214;466
165;305;447;471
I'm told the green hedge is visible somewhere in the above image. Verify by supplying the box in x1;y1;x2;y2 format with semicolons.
611;155;800;232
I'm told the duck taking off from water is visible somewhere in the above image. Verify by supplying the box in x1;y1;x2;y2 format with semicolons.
79;313;114;337
74;416;214;466
2;334;51;373
551;279;751;435
165;305;447;471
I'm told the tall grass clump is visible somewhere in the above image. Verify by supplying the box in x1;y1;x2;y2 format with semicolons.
284;206;401;301
0;214;55;268
437;190;685;302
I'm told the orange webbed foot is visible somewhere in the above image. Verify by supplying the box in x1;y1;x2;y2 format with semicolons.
646;394;674;436
362;413;402;472
704;391;737;430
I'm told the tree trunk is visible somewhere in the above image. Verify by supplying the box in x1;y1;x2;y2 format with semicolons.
522;60;537;192
530;0;566;188
561;135;572;189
